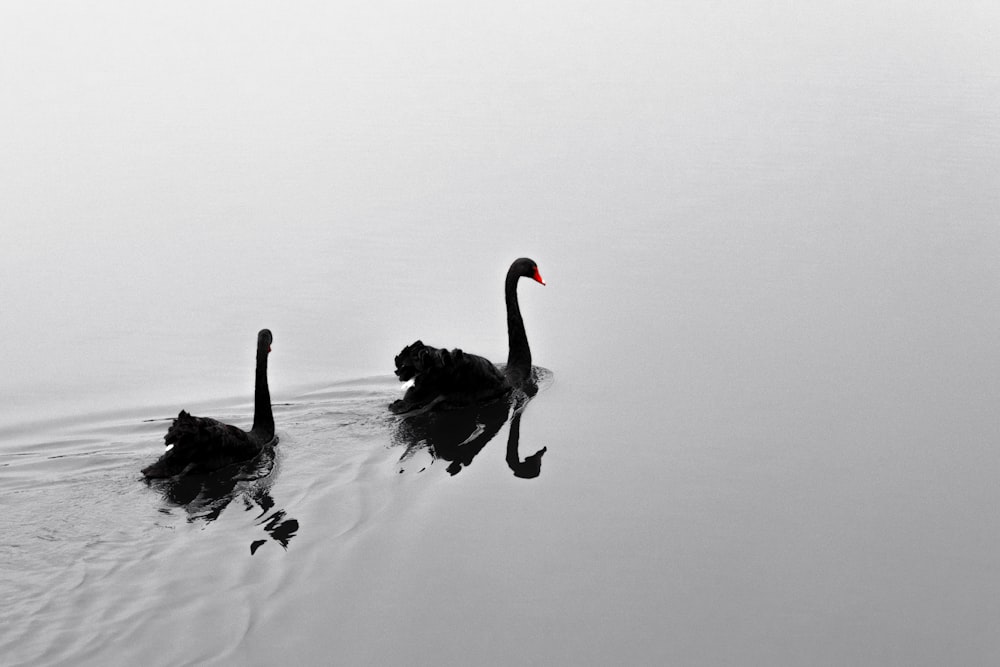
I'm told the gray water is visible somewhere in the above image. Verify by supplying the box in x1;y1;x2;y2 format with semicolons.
2;2;999;665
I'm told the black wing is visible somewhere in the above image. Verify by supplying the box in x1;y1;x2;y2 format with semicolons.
391;340;509;413
142;411;262;478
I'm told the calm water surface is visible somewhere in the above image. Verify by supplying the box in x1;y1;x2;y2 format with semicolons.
2;2;999;665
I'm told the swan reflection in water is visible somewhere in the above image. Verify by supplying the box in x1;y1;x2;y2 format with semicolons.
393;387;547;478
505;407;547;479
144;447;299;555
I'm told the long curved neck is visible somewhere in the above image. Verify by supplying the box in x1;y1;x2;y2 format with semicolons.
506;271;531;372
251;346;273;437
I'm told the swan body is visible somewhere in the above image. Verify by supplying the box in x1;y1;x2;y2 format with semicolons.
142;329;276;478
392;342;509;411
390;258;544;414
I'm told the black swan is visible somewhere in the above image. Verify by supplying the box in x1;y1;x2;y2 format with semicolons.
142;329;277;479
390;257;545;414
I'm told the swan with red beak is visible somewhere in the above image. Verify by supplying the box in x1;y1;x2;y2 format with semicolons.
391;257;546;414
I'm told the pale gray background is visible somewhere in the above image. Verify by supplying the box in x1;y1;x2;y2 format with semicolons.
1;2;998;665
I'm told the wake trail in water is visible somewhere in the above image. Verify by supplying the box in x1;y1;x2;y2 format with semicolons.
0;375;406;666
0;370;556;666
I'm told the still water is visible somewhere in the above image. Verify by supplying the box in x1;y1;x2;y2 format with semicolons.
2;2;999;665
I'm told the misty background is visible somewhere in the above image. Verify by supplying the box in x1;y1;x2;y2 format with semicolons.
1;2;998;665
3;2;996;428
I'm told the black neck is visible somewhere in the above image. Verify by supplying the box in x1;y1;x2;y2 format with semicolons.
251;345;273;437
506;269;531;372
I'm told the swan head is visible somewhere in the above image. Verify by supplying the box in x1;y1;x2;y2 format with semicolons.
510;257;545;285
257;329;273;353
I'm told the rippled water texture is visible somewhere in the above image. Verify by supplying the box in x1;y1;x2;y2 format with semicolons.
2;376;560;665
2;1;999;665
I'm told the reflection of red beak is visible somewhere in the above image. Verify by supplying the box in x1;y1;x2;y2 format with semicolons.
533;267;546;285
269;346;272;353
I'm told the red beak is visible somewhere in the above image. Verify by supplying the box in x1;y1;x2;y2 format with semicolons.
533;266;546;285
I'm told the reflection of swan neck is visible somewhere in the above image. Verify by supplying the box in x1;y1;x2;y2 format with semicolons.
505;270;530;372
505;410;545;479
